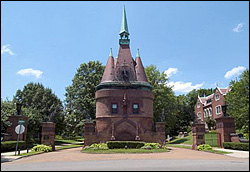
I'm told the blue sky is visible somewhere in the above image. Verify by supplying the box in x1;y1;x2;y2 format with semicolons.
1;1;249;102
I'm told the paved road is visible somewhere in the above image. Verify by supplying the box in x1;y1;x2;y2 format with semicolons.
1;147;249;171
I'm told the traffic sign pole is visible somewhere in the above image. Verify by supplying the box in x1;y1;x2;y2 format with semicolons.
15;125;22;156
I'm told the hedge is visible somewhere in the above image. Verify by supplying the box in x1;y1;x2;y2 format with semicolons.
107;141;145;149
223;142;249;151
1;141;25;152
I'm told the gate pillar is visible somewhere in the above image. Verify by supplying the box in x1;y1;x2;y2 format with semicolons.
192;123;205;150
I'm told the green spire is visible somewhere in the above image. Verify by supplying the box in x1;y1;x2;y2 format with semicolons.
109;48;113;56
136;48;140;57
119;5;129;37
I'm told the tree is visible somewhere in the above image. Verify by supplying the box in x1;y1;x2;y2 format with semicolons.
226;69;249;133
64;61;104;136
145;65;177;135
13;82;64;136
1;99;16;133
205;116;216;130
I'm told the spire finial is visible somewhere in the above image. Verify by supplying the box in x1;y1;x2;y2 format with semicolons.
119;5;129;38
136;48;140;57
109;48;113;57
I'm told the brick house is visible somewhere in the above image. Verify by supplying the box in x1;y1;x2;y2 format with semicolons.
194;86;231;125
84;6;165;146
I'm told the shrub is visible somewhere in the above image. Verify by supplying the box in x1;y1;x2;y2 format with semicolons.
107;141;145;149
197;144;212;151
83;143;108;150
32;144;52;152
223;142;249;151
1;141;25;152
244;133;249;140
143;143;161;149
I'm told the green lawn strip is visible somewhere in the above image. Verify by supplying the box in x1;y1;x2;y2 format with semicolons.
19;151;45;157
201;149;233;155
81;148;169;154
56;144;83;150
55;139;83;145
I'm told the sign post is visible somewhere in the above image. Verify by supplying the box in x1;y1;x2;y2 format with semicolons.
15;120;25;156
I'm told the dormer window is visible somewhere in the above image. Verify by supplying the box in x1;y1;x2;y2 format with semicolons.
215;94;220;101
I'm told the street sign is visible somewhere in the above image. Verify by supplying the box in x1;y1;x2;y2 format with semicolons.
15;125;25;135
18;120;25;125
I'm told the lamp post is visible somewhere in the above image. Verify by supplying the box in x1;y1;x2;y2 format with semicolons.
16;103;22;116
222;104;228;117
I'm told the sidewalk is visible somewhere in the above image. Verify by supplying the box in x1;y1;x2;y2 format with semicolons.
213;147;249;159
1;143;82;163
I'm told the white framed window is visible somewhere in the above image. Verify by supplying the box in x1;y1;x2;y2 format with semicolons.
197;112;201;119
197;102;200;108
215;105;221;115
215;94;220;101
209;108;212;116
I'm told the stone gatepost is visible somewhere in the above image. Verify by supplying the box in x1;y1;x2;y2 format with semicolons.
84;122;96;146
155;122;166;145
41;122;55;151
215;116;235;147
192;123;205;150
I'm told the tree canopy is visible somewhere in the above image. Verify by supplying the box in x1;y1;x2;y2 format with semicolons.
64;61;104;136
226;69;249;133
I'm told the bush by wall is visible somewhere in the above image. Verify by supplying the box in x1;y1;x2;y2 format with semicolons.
107;141;145;149
1;141;25;152
83;143;108;150
32;144;52;152
197;144;212;151
223;142;249;151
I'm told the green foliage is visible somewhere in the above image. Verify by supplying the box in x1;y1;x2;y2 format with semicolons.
13;82;65;135
205;117;216;130
226;69;249;133
1;99;16;133
1;141;25;152
32;144;52;152
107;141;145;149
83;143;108;150
197;144;212;151
141;143;161;149
244;133;249;140
223;142;249;151
64;61;104;136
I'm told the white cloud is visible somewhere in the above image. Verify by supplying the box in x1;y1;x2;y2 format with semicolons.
1;44;16;55
17;68;43;78
233;23;244;32
167;81;204;93
164;67;178;77
224;66;246;79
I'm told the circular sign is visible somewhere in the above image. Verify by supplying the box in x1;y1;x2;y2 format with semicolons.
15;125;25;134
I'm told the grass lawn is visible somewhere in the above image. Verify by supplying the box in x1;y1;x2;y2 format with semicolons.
81;148;169;154
55;139;84;145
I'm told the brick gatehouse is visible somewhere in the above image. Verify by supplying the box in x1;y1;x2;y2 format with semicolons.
84;6;165;145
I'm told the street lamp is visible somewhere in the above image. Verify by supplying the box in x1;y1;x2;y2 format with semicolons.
222;104;228;117
16;103;22;116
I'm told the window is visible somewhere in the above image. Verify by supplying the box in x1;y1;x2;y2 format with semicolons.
197;102;200;108
215;105;221;115
132;103;139;114
197;112;201;119
209;108;212;116
215;94;220;101
206;99;212;104
112;103;118;114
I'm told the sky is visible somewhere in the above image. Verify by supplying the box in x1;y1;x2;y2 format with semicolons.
1;1;249;102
